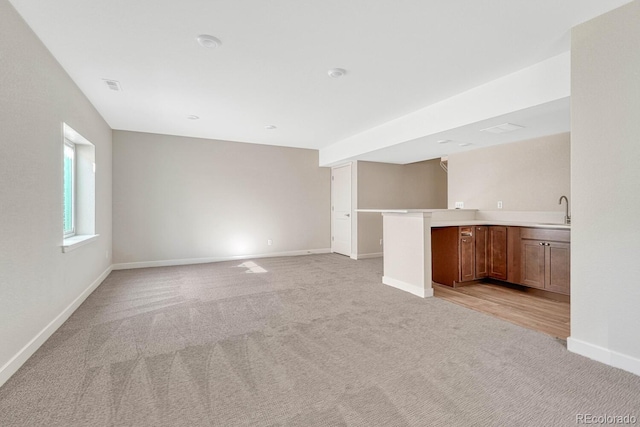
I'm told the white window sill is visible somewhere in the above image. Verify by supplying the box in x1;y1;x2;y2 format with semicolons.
62;234;99;253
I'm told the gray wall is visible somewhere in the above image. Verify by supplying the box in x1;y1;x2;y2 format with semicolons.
447;133;570;211
356;159;447;257
112;131;330;264
0;0;112;384
569;1;640;375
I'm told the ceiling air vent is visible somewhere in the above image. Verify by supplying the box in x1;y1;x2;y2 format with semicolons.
480;122;524;134
103;79;122;91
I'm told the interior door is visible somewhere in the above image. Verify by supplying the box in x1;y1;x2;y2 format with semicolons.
331;164;352;256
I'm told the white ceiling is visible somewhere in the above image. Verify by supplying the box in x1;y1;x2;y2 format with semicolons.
8;0;631;161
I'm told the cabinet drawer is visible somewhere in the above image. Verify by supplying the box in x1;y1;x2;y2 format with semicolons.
520;228;570;243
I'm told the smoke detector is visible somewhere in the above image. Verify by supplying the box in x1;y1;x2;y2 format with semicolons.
328;68;346;78
265;125;277;130
197;35;221;49
103;79;122;91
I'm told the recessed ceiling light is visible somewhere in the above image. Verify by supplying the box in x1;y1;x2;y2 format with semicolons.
103;79;122;91
187;115;199;120
265;125;277;130
437;139;450;144
458;142;472;147
481;123;525;134
328;68;346;78
196;34;221;49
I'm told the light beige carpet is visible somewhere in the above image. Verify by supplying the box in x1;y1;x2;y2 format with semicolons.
0;254;639;426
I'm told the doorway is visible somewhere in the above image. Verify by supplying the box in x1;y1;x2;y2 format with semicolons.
331;164;352;256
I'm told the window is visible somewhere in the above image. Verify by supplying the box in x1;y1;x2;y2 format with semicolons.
63;140;76;237
61;123;97;252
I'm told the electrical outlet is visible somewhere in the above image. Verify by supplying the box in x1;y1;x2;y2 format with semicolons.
379;239;383;246
267;239;273;246
455;201;464;209
497;201;503;209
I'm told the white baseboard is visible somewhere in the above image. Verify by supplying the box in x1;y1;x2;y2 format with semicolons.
0;265;112;387
567;337;640;377
382;276;434;298
112;248;332;270
354;252;383;260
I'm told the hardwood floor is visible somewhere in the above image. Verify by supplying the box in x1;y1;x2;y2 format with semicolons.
433;282;570;339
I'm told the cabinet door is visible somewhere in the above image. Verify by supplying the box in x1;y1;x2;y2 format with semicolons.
507;226;521;284
489;226;508;280
546;242;570;295
475;226;488;278
521;240;546;289
460;236;475;282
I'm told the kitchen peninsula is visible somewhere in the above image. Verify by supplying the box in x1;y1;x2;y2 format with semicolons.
356;209;570;298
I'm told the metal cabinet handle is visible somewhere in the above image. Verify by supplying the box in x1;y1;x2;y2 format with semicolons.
345;213;350;217
539;242;545;246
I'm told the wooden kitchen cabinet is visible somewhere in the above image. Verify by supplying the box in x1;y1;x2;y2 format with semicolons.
507;226;521;284
546;242;570;294
521;240;546;288
475;225;507;281
431;226;477;286
432;225;570;295
475;226;489;278
460;228;475;282
432;227;460;287
519;228;571;295
489;226;508;280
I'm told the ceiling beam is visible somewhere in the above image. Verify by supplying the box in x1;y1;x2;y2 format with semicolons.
319;52;570;167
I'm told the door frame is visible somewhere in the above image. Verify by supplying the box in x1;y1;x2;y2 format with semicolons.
330;163;353;257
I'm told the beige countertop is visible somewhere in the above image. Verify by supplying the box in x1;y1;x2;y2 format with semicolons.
355;209;475;213
356;209;570;230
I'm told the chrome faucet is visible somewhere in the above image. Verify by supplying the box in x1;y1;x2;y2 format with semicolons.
559;195;571;225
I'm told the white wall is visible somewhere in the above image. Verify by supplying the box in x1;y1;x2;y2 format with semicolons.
447;133;570;211
0;0;112;385
568;1;640;376
356;159;447;257
112;131;330;265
